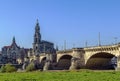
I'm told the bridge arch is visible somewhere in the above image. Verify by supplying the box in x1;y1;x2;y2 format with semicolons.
86;52;116;69
40;57;46;68
57;55;72;70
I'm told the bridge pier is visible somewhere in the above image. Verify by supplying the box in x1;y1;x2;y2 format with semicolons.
43;53;54;70
116;56;120;71
69;57;79;70
69;48;85;70
43;60;53;71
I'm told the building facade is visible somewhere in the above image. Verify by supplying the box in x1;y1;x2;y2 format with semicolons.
0;20;56;70
33;20;55;55
1;37;28;64
28;20;56;58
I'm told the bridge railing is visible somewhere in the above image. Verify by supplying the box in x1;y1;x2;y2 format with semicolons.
57;48;83;54
57;49;73;53
84;43;119;49
56;43;120;53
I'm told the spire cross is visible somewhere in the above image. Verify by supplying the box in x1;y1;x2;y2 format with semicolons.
37;19;39;24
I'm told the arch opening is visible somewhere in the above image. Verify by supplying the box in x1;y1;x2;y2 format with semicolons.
41;57;46;69
86;52;116;70
57;55;72;70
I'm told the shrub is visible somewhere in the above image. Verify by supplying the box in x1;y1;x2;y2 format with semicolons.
26;62;35;72
0;65;6;73
5;64;17;73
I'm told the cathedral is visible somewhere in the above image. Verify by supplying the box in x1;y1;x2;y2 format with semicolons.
0;20;56;66
29;20;55;56
27;20;56;67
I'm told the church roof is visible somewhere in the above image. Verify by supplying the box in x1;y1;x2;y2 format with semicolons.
4;46;11;48
3;44;20;49
10;41;20;48
3;37;20;49
41;40;53;45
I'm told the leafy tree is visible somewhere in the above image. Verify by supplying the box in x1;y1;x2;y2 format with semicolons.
5;64;17;73
26;62;35;72
0;65;6;73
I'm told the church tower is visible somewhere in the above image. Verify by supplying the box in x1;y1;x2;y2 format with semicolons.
33;19;41;56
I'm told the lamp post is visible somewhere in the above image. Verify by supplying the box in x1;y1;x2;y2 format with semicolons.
64;40;66;51
73;43;75;48
114;37;118;44
98;32;101;46
85;40;88;47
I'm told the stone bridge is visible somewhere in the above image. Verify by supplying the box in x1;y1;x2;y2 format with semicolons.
56;44;120;70
28;44;120;70
29;53;55;69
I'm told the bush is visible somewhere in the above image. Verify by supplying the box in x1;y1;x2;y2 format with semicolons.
5;64;17;73
26;62;35;72
0;65;6;73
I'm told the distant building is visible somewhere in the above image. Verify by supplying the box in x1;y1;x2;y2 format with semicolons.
0;19;56;67
28;20;56;57
1;37;28;64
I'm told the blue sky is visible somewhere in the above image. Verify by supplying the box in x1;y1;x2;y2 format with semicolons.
0;0;120;50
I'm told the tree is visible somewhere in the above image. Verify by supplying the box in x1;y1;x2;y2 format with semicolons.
5;64;17;73
0;65;6;73
26;62;35;72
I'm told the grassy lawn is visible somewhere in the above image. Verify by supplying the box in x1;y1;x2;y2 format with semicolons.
0;70;120;81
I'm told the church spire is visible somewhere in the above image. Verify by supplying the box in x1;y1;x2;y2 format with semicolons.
34;19;41;43
11;36;18;47
35;19;40;32
12;36;16;44
37;19;39;24
33;19;41;55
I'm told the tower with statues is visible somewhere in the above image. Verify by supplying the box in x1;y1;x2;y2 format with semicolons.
27;19;56;70
33;19;41;56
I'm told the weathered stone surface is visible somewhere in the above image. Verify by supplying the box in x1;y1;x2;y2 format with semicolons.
69;57;79;70
115;56;120;71
22;62;29;70
43;60;52;71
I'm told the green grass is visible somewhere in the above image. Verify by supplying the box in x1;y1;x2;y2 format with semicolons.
0;70;120;81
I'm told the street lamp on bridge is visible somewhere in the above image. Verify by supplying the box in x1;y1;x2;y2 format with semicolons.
114;37;118;44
